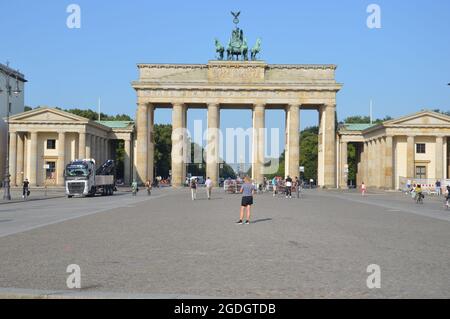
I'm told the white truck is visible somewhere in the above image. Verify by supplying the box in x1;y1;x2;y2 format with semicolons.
65;159;116;198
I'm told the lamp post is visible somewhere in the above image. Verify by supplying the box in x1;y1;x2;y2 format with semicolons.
0;63;22;200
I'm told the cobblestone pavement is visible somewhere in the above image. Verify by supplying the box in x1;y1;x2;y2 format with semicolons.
0;188;449;298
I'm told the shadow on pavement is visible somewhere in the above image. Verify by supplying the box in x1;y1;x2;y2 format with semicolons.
251;218;273;224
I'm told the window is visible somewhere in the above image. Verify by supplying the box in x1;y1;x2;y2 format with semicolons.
415;166;427;179
416;143;426;154
46;139;56;150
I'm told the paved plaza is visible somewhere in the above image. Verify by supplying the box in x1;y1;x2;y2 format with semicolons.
0;187;449;299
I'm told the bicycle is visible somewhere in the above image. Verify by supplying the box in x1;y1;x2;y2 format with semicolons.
415;193;424;204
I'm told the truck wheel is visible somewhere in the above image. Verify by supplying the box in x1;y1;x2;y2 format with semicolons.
67;195;73;199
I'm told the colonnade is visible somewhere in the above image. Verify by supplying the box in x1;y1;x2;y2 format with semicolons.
339;135;447;189
8;131;118;187
135;102;337;188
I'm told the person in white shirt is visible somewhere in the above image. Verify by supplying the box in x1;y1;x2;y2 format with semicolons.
205;177;213;200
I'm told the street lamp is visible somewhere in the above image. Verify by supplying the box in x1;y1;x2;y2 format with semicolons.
0;63;22;200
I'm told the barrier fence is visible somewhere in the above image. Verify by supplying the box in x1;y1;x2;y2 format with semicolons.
399;177;450;194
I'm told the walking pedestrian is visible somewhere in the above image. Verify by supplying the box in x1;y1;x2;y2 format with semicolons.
236;176;256;225
190;178;197;200
205;177;213;200
272;176;277;197
285;176;293;199
22;178;30;199
361;182;366;196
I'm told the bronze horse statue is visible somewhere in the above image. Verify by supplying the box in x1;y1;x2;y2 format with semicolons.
215;38;225;60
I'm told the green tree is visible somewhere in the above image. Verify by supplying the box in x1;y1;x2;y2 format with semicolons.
154;124;173;178
299;126;319;181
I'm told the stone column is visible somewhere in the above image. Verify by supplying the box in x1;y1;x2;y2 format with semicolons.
385;136;394;189
16;133;24;186
317;110;324;186
29;132;38;186
136;103;148;184
252;103;265;185
323;104;336;188
379;138;386;188
9;132;17;187
340;141;348;189
85;133;91;159
148;104;155;184
104;138;108;162
100;137;103;164
79;132;86;159
367;140;373;187
182;106;188;183
363;142;369;185
407;135;415;179
171;103;186;187
286;104;300;179
374;139;380;188
436;136;444;181
91;136;96;164
57;132;66;186
124;138;132;185
206;103;220;186
99;138;104;164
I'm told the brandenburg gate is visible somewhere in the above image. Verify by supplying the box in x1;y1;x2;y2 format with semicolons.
132;61;342;187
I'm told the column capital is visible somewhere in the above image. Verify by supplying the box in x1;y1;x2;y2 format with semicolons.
253;103;266;109
172;102;185;108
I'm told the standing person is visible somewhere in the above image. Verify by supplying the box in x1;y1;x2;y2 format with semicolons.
445;185;450;209
285;176;293;199
205;177;213;200
236;176;256;225
361;182;366;196
131;180;138;196
406;179;412;192
190;178;197;201
145;180;152;196
435;180;441;196
22;178;30;199
272;176;277;197
294;177;301;198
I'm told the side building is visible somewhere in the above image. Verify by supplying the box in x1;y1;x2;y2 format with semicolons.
0;63;26;183
6;107;135;187
338;110;450;190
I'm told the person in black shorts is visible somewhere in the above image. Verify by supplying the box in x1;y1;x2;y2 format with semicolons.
22;178;30;199
236;176;256;225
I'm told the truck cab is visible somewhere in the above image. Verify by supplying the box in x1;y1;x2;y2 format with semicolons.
65;159;96;197
65;159;116;198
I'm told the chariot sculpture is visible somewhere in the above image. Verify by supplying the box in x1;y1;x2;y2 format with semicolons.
215;11;262;61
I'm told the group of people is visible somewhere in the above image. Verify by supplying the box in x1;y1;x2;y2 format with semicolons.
269;176;302;199
189;177;213;200
361;179;450;208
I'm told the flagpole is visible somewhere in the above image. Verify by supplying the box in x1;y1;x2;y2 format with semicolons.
98;97;101;121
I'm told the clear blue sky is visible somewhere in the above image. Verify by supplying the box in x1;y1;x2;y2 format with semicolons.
1;0;450;159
